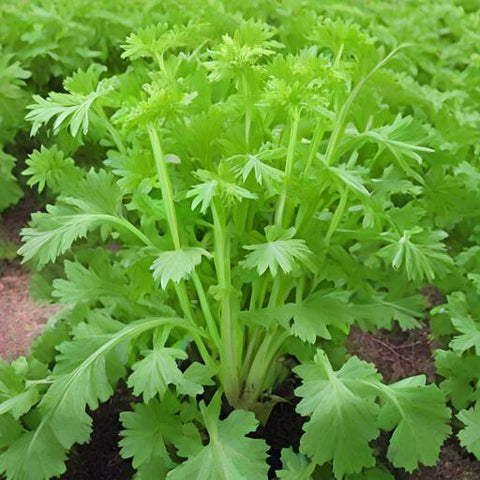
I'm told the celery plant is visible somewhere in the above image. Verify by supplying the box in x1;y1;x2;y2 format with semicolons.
0;11;464;480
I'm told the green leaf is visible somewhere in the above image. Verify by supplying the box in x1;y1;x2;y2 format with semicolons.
458;403;480;459
187;178;218;214
0;316;183;480
205;19;281;82
26;81;114;137
0;56;30;144
19;170;123;266
128;347;188;402
0;151;22;212
19;206;110;267
167;393;268;479
289;290;353;343
177;362;216;397
65;169;123;215
29;315;70;365
0;415;22;451
106;149;156;194
276;448;315;480
121;21;205;61
450;313;480;355
364;115;432;163
0;362;39;420
122;24;170;60
347;467;394;480
340;115;432;182
435;349;480;409
371;165;422;198
63;64;108;95
353;295;424;331
329;165;370;197
0;428;68;480
151;248;212;289
294;352;381;478
23;146;82;194
295;351;450;477
242;226;314;276
240;290;353;342
52;260;129;304
377;376;451;471
380;227;453;283
230;148;285;190
120;395;185;478
239;304;296;329
187;170;257;214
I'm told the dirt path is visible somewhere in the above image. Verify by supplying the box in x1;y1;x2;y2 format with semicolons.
0;262;59;361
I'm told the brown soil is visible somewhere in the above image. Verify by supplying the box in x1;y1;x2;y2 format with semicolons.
0;262;59;361
0;194;58;361
0;193;38;246
348;321;480;480
348;324;438;383
407;439;480;480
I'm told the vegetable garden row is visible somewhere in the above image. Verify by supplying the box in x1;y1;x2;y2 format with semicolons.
0;0;479;479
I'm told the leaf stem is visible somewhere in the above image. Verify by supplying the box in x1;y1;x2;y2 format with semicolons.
303;120;324;177
148;123;182;249
114;217;154;247
94;106;127;155
242;329;290;406
192;271;221;350
324;45;406;167
174;283;212;365
325;187;348;244
241;327;261;379
294;182;328;235
274;108;300;227
148;123;213;365
241;73;252;148
267;275;286;308
211;200;240;404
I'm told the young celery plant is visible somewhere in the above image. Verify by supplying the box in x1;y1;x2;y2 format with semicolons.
9;14;456;479
237;46;411;407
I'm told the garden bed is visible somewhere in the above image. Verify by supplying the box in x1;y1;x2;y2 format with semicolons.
2;254;480;479
1;2;480;479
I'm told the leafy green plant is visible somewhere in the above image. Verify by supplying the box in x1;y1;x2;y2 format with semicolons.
0;57;29;213
432;258;480;460
3;0;480;478
0;0;207;215
0;152;22;213
0;12;458;479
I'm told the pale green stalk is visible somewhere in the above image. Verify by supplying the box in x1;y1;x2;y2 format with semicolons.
302;120;324;177
148;124;182;250
148;123;212;366
274;107;300;227
211;200;241;404
324;45;406;167
242;329;290;406
192;271;221;350
94;106;127;155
